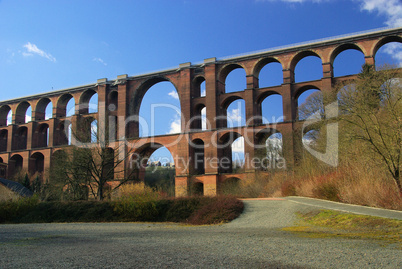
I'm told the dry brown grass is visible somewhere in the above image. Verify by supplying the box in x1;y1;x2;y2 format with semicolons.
220;152;402;210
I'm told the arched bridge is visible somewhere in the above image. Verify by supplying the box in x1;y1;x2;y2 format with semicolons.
0;27;401;196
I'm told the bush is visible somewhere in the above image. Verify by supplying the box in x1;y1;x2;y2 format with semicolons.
0;195;244;225
0;196;40;223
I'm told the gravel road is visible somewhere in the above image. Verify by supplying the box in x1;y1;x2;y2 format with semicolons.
0;198;400;268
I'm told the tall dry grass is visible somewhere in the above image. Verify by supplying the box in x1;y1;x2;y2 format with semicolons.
220;150;402;210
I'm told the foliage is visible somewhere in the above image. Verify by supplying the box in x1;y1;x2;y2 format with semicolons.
144;166;175;197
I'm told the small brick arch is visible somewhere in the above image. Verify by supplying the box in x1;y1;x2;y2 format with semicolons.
218;63;248;93
29;152;45;175
15;101;31;124
0;129;7;152
56;93;75;118
79;88;98;114
293;85;322;101
35;97;53;121
192;75;206;98
0;105;12;126
33;123;49;148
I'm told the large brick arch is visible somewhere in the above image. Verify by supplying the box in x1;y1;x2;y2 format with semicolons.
289;50;323;73
330;43;365;65
126;76;180;138
0;27;400;196
252;57;283;87
372;35;402;57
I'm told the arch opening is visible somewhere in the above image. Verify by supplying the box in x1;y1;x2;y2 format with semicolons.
36;98;53;121
218;132;243;174
191;181;204;196
333;49;365;77
224;67;247;93
226;99;246;128
260;94;284;124
139;145;175;197
191;139;205;175
79;89;98;114
9;154;23;180
15;102;32;124
0;129;8;152
375;41;402;68
138;81;181;137
296;88;323;121
294;55;322;83
34;124;50;148
258;61;283;88
29;152;44;176
13;126;28;150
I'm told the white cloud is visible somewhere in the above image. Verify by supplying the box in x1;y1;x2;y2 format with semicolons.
232;137;244;153
93;57;107;66
357;0;402;27
22;42;56;62
256;0;329;3
382;43;402;67
168;116;181;134
227;108;243;127
168;90;179;100
201;107;207;130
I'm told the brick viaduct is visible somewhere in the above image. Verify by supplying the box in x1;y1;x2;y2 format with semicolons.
0;27;401;197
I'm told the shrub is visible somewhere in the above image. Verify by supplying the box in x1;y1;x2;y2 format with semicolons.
312;182;340;202
281;180;297;196
0;195;244;225
187;196;244;225
0;196;40;223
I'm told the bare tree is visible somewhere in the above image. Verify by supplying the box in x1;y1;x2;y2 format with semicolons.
338;65;402;194
50;117;137;200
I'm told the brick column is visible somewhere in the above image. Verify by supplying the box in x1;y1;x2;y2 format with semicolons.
203;174;218;196
365;56;375;66
175;176;189;197
204;58;220;129
178;63;192;133
97;79;108;145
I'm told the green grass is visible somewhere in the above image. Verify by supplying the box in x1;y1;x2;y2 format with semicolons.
283;210;402;246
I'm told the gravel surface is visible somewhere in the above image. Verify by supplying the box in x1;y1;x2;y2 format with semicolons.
0;199;401;268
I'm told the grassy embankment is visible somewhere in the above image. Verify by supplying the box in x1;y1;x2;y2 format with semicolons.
283;210;402;246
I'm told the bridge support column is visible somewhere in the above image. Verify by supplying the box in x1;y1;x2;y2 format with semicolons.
175;175;189;197
203;174;218;196
365;55;375;66
204;59;221;129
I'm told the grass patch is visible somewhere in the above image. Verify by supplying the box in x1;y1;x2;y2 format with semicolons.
283;210;402;245
0;196;244;225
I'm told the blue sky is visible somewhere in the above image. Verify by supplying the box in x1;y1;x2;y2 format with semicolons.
0;0;401;164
